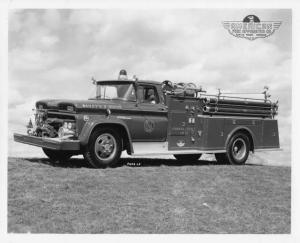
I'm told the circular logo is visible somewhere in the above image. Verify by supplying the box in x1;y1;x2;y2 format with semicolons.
144;119;155;133
243;15;260;23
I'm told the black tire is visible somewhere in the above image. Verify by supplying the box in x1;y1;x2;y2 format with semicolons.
173;154;201;162
215;153;230;164
84;128;122;168
42;148;73;162
226;132;250;165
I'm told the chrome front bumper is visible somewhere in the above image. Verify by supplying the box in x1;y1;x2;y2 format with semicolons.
13;133;80;151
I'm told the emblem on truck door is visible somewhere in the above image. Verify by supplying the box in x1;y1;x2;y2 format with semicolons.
176;140;185;147
144;119;155;133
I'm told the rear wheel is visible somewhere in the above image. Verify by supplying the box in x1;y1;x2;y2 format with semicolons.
226;132;250;165
173;154;201;162
42;148;73;162
84;128;122;168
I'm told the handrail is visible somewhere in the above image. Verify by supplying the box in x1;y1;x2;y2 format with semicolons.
197;93;272;103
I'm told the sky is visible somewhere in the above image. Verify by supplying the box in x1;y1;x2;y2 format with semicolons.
8;9;292;165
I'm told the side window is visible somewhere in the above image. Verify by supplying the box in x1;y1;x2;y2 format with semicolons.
137;85;160;104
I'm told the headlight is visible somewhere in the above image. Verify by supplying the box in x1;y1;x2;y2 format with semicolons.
58;127;75;138
63;122;75;130
58;122;75;138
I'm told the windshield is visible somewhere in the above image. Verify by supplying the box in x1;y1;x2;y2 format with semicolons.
95;83;136;101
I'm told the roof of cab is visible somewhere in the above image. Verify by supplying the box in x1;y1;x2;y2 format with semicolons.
96;80;162;85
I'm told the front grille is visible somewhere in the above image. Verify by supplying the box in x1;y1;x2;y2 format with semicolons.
34;111;76;138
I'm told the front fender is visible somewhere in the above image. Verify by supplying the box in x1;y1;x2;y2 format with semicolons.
78;116;133;152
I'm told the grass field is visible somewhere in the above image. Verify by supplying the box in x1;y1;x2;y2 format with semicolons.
8;157;291;234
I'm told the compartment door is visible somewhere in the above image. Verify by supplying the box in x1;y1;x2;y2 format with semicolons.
205;118;225;150
262;120;280;148
167;111;188;150
167;96;199;150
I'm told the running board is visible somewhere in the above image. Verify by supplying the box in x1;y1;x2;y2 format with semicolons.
131;142;226;155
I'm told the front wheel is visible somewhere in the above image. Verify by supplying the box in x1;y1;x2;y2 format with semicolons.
173;154;201;162
226;133;250;165
42;148;73;162
84;128;122;168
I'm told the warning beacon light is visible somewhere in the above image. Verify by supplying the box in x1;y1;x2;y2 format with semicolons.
118;69;128;80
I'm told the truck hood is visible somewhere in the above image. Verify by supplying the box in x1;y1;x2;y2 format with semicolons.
36;99;123;112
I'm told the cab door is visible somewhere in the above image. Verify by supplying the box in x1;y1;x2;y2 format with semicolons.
119;100;147;141
136;84;168;141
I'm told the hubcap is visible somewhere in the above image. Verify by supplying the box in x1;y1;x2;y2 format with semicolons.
232;138;246;160
94;133;117;161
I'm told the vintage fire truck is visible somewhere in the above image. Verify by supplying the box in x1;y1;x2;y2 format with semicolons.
14;70;280;168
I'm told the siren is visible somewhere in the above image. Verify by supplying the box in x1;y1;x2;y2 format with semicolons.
118;69;128;80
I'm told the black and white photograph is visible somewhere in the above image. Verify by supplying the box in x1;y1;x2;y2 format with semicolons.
1;0;299;241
